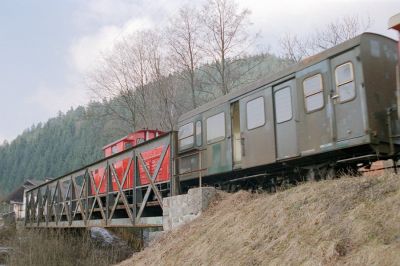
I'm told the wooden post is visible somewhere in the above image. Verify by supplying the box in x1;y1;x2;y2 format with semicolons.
199;150;202;188
106;161;110;225
133;152;137;224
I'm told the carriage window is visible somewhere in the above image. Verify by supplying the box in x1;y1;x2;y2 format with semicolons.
178;122;194;150
303;74;324;112
124;142;132;149
206;112;225;143
195;121;202;146
111;145;118;154
335;62;355;103
274;87;292;123
247;97;265;130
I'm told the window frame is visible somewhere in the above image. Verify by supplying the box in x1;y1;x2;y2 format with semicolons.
302;73;325;113
206;112;226;144
246;96;266;130
274;86;293;124
335;61;356;104
124;142;133;150
178;122;194;151
195;120;202;147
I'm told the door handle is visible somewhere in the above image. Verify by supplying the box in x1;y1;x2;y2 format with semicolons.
241;137;245;157
331;94;339;100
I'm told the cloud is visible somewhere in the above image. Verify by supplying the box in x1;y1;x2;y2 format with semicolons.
77;0;188;25
69;0;195;75
74;0;145;27
26;83;89;114
69;17;154;74
0;135;7;144
239;0;399;54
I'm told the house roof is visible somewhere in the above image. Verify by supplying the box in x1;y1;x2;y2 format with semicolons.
2;179;44;203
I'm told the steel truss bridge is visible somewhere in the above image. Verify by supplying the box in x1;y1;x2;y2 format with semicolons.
24;133;178;228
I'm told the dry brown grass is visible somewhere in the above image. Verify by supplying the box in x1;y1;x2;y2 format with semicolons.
119;173;400;266
0;222;16;242
1;227;134;266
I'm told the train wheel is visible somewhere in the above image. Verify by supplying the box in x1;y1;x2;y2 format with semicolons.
306;168;316;181
325;167;336;180
305;164;336;181
318;165;336;180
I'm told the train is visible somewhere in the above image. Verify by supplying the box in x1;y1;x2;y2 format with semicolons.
24;27;400;228
91;32;400;193
176;32;400;189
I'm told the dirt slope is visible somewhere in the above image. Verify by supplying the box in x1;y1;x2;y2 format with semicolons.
120;173;400;266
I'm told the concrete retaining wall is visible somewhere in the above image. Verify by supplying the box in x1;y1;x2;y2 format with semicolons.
163;187;216;231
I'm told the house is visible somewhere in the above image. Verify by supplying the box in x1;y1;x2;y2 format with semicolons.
1;179;44;220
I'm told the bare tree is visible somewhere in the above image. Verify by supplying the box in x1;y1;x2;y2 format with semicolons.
123;30;155;128
87;0;265;133
166;5;203;108
280;33;312;63
88;30;167;132
87;41;138;133
281;15;372;63
155;75;184;130
88;27;186;133
313;15;371;50
146;31;183;131
199;0;258;95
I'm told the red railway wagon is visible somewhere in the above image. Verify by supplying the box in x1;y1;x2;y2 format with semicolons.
91;129;170;194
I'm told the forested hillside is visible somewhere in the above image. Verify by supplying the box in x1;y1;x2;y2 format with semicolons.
0;53;290;195
0;103;127;194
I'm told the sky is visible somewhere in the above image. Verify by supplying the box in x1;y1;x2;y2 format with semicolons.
0;0;399;143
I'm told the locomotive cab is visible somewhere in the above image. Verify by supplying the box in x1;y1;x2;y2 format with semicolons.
103;129;164;157
92;129;165;194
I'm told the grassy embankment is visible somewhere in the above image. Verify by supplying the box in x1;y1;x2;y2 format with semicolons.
121;172;400;266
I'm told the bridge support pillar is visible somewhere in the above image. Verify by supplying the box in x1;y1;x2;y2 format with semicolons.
162;187;216;231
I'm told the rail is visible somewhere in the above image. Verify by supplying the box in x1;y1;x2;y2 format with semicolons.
24;132;177;228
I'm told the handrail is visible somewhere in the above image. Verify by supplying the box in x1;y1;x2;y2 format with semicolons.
26;132;177;193
177;148;207;159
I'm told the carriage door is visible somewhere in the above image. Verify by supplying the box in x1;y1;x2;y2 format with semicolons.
238;87;276;169
204;106;232;175
273;79;299;160
330;49;365;141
